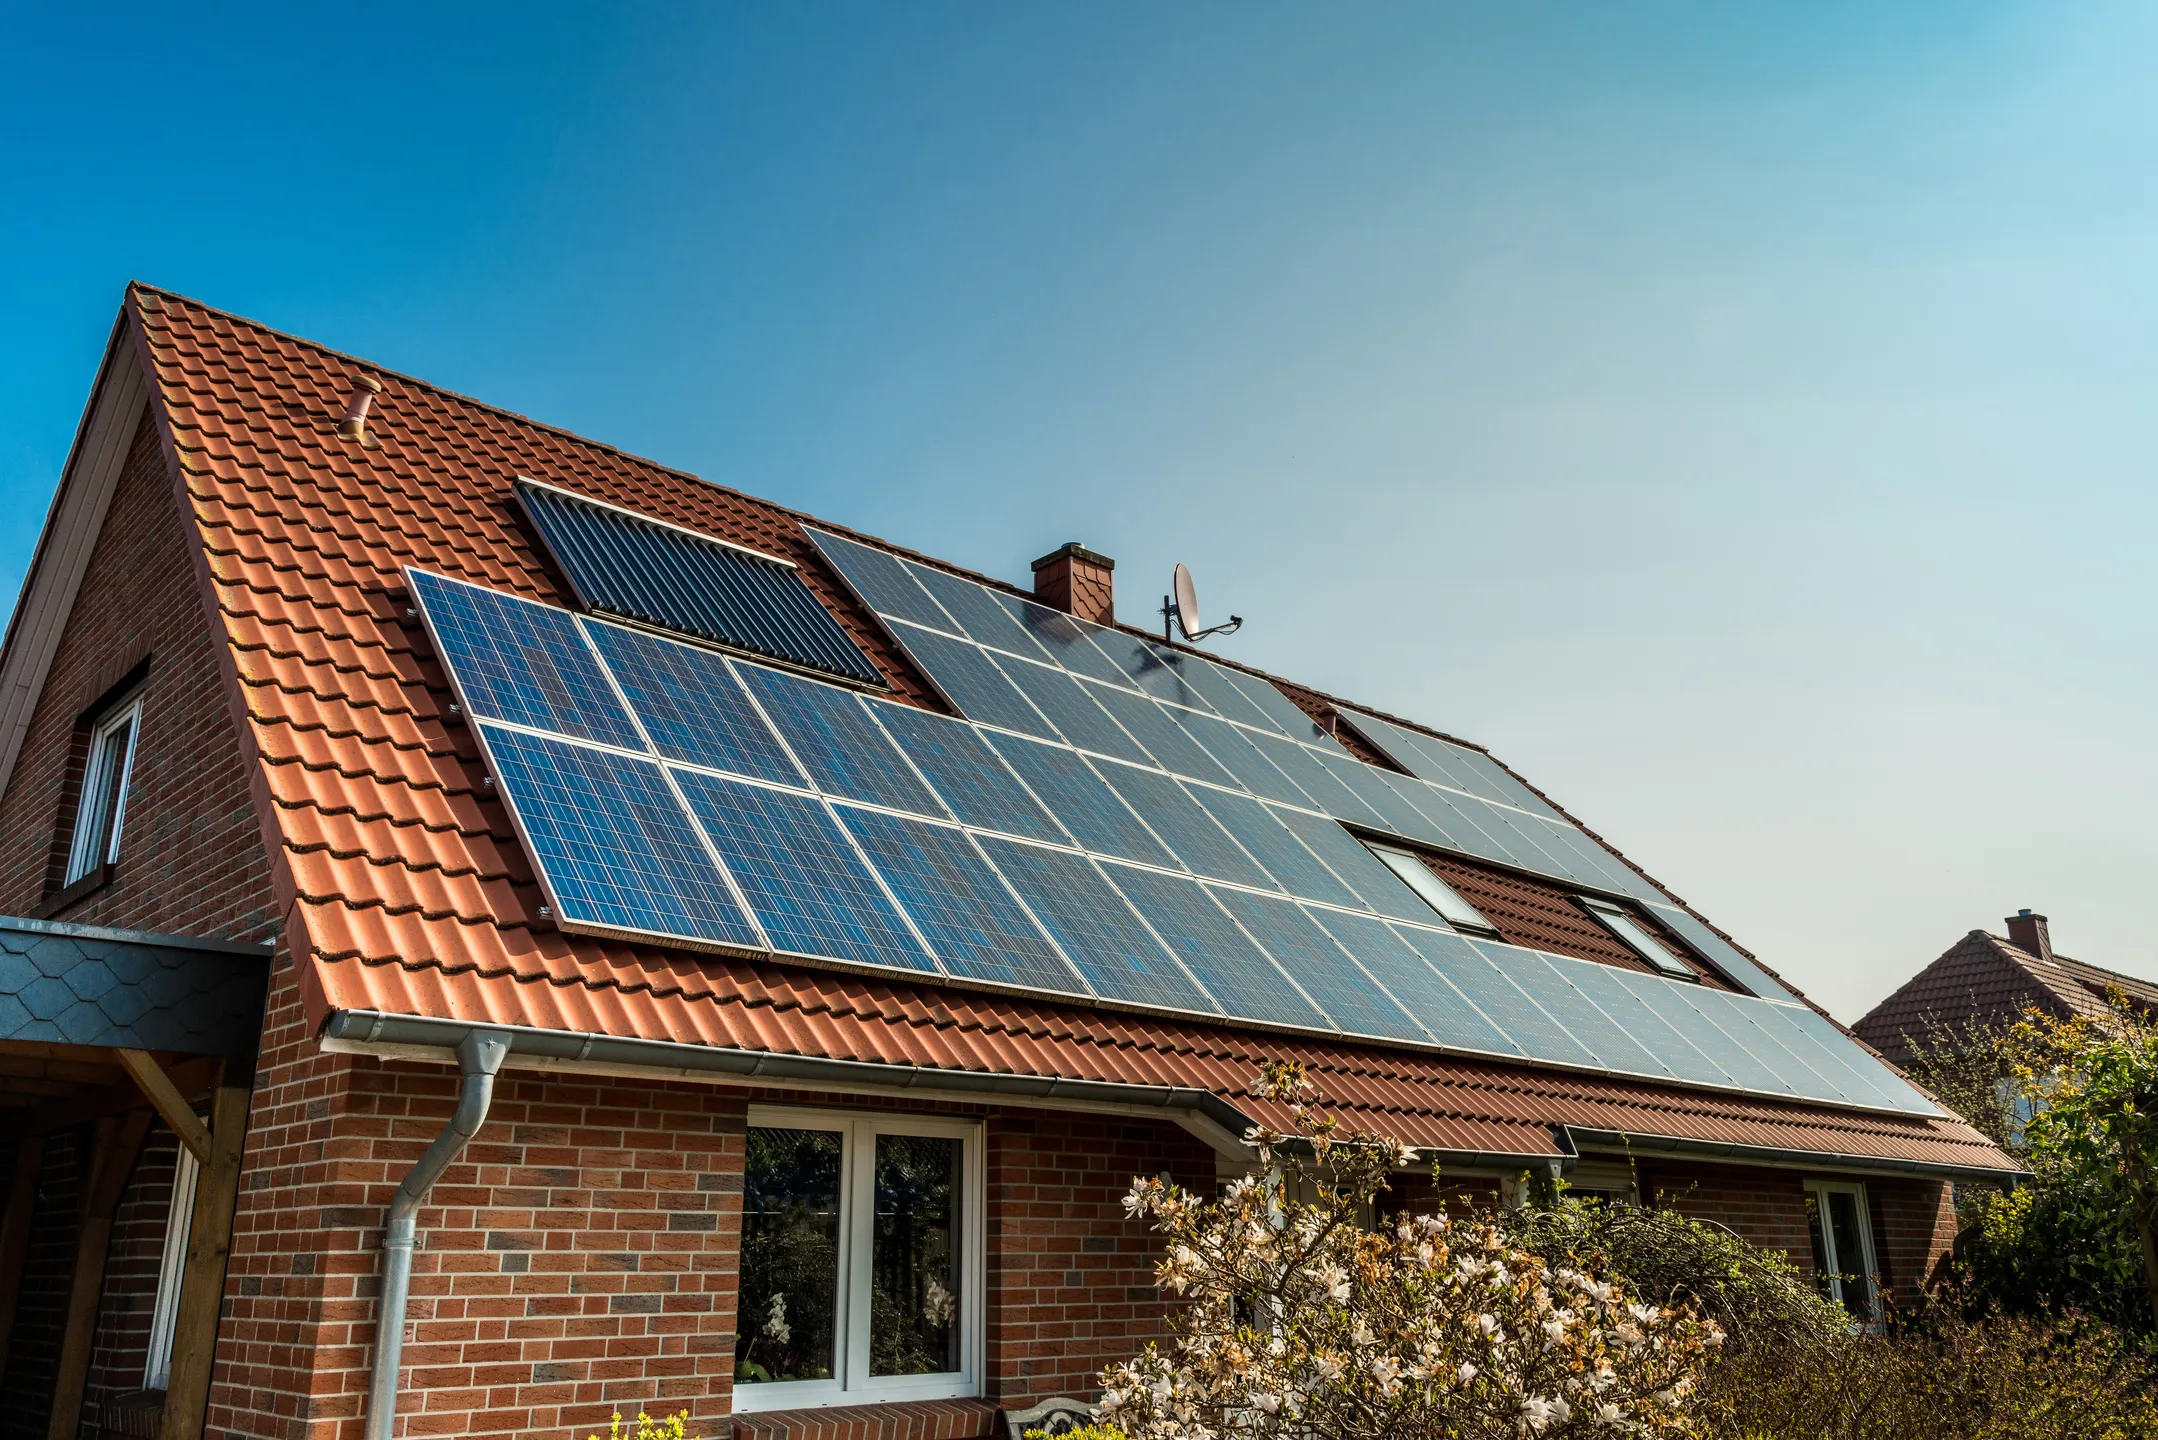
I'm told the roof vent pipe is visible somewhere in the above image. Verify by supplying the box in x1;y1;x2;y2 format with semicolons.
364;1030;508;1440
338;374;384;442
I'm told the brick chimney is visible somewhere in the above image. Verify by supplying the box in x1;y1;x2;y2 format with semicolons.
1031;542;1115;626
2006;908;2054;964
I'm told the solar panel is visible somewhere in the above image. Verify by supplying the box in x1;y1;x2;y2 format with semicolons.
1389;925;1599;1069
518;483;880;686
1159;651;1289;733
734;663;947;817
991;655;1153;764
1441;745;1565;822
409;568;645;751
1102;864;1331;1031
1083;683;1242;786
1173;711;1317;807
1475;943;1672;1079
1308;912;1520;1057
982;735;1177;868
975;837;1213;1013
1547;956;1734;1090
1090;764;1275;889
995;596;1139;689
1085;628;1219;712
1244;732;1386;826
902;562;1056;663
583;620;804;786
1266;810;1442;925
1775;1004;1937;1112
1682;986;1855;1104
866;703;1067;845
1210;889;1426;1044
804;527;959;635
1215;667;1334;745
672;769;936;973
1182;788;1363;908
886;624;1061;741
1308;750;1457;848
1605;968;1794;1096
479;723;759;949
836;807;1086;996
1644;904;1801;1002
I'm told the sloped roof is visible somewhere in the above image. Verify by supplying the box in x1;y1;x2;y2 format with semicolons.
62;283;2008;1176
1856;928;2158;1064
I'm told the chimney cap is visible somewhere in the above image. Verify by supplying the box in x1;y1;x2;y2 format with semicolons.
1032;541;1114;574
353;372;383;395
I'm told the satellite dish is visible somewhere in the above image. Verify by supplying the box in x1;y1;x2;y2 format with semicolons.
1162;563;1243;645
1172;563;1201;641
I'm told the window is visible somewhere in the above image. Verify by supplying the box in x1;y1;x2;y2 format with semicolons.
1578;897;1697;980
1365;842;1497;935
143;1139;200;1388
734;1108;982;1412
1804;1179;1879;1323
66;697;142;884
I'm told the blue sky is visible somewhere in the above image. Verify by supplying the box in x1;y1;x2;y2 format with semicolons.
3;3;2153;1018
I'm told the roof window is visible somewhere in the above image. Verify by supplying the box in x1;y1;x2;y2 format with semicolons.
66;696;141;885
1580;897;1697;980
1365;841;1498;935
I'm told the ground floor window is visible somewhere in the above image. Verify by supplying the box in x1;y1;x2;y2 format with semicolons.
733;1107;982;1412
1804;1178;1879;1322
144;1137;199;1388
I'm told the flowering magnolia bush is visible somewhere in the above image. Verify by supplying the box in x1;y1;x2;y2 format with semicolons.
1098;1063;1722;1439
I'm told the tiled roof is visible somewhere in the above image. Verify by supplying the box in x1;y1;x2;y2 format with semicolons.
1856;929;2158;1064
120;284;2008;1175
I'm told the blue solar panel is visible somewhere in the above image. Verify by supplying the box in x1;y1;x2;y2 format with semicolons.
1774;1003;1934;1111
1215;666;1335;744
1390;924;1599;1068
1103;865;1330;1031
888;625;1061;740
995;599;1140;689
1091;764;1274;889
975;837;1213;1013
1375;773;1491;853
1210;889;1425;1043
1442;745;1565;822
983;735;1177;868
479;723;759;948
1605;969;1794;1095
1244;732;1384;825
805;527;960;635
409;568;645;751
837;807;1086;995
1311;910;1521;1056
902;563;1055;662
1265;810;1438;925
1309;750;1456;847
1163;653;1289;733
1082;683;1240;785
734;664;947;817
1184;788;1365;908
1468;800;1580;880
1682;987;1854;1104
993;656;1153;763
1644;904;1801;1002
1085;628;1219;712
1173;711;1316;807
1475;942;1672;1078
518;483;881;686
1544;956;1732;1090
866;703;1067;845
672;769;935;973
582;620;804;786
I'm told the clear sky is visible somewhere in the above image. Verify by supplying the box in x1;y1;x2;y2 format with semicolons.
3;3;2152;1020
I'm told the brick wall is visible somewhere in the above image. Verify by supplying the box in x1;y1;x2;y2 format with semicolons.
83;1128;184;1427
1870;1176;1957;1307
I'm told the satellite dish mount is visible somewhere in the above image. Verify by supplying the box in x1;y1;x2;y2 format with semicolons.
1163;563;1243;644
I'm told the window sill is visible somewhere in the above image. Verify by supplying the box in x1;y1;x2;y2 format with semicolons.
34;862;113;920
731;1398;999;1440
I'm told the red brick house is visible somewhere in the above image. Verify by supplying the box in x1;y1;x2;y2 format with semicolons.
0;287;2013;1440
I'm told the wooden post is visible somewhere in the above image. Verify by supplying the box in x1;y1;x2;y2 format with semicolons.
46;1109;153;1440
0;1133;47;1377
155;1085;250;1440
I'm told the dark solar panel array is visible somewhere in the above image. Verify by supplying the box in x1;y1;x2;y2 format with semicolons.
415;557;1936;1119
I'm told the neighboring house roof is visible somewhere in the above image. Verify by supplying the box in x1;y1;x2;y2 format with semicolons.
0;284;2013;1178
1856;922;2158;1065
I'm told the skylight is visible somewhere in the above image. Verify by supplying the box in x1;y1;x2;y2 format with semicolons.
1580;897;1698;981
1364;842;1498;935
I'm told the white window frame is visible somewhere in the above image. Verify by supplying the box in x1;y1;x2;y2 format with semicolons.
1804;1178;1880;1323
1364;842;1497;935
66;696;143;884
1579;897;1698;981
733;1106;985;1414
143;1136;200;1388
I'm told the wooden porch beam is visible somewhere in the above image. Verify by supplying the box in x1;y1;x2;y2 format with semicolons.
0;1133;46;1378
0;1055;220;1141
116;1049;213;1165
46;1108;153;1440
156;1083;250;1440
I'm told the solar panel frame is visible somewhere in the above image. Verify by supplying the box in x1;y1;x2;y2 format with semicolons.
1089;763;1276;889
733;663;949;817
672;768;938;974
1102;864;1332;1031
804;527;963;636
478;722;763;950
582;619;806;787
1208;888;1429;1043
864;702;1069;845
408;568;647;752
975;836;1217;1014
836;805;1090;997
982;734;1179;868
885;623;1063;741
990;653;1154;764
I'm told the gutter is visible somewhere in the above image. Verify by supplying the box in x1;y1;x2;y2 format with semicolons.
1554;1125;2026;1187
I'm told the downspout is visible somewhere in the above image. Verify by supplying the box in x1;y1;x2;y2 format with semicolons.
364;1031;508;1440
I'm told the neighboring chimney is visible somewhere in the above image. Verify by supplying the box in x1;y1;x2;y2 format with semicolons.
337;373;383;442
1031;542;1115;626
2006;908;2054;964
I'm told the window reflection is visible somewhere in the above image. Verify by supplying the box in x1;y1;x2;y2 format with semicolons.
737;1127;842;1384
870;1132;962;1375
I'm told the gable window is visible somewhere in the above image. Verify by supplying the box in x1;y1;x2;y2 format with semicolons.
1579;897;1697;980
143;1139;200;1387
66;697;142;885
1804;1179;1880;1323
734;1107;983;1412
1365;842;1498;936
